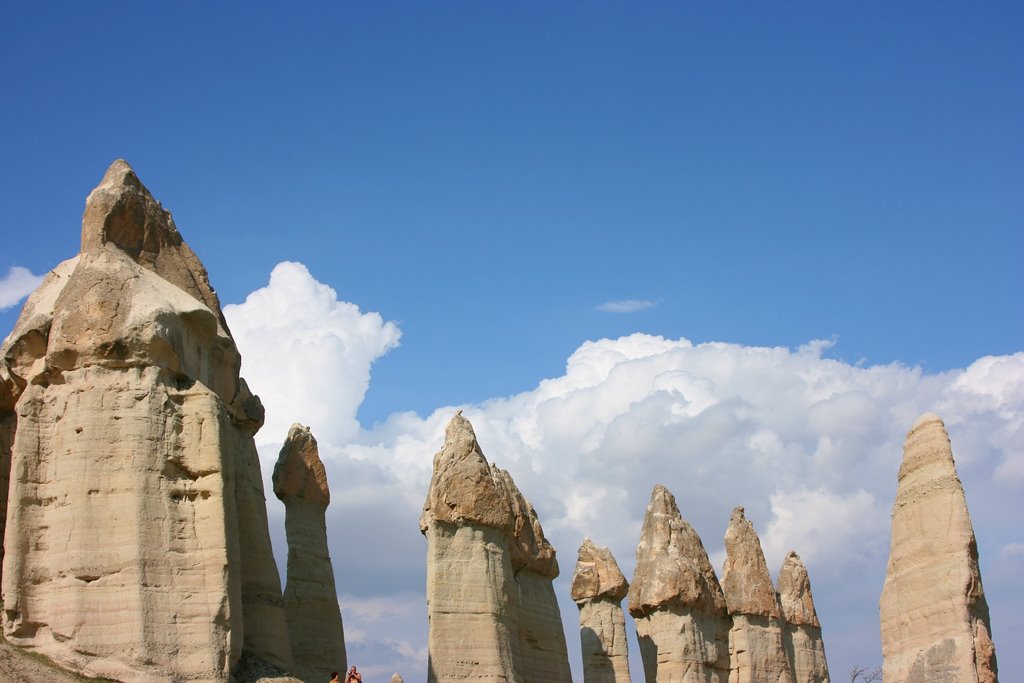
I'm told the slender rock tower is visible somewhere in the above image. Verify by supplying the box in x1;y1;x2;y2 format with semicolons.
420;412;570;682
627;485;730;683
777;551;829;683
721;507;793;683
0;160;291;680
273;424;347;682
879;413;998;683
571;538;632;683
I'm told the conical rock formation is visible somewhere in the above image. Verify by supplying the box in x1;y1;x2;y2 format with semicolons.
571;538;631;683
879;413;997;683
420;413;570;683
627;485;730;683
0;160;291;681
273;424;346;682
721;507;793;683
777;552;829;683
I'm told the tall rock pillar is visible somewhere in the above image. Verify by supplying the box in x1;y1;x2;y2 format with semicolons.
273;424;347;682
0;160;292;680
721;507;793;683
420;413;521;683
571;538;632;683
627;485;730;683
879;413;998;683
777;551;829;683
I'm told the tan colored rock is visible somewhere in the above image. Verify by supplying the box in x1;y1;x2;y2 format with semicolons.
777;552;829;683
721;507;793;683
0;160;291;681
390;675;405;683
273;424;346;682
879;413;998;683
421;413;571;682
627;485;730;683
571;538;631;683
421;413;520;683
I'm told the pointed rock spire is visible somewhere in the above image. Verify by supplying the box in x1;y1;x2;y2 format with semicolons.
628;485;730;682
572;539;631;683
721;507;793;683
421;413;571;682
778;552;829;683
880;413;998;683
721;507;780;619
273;424;346;682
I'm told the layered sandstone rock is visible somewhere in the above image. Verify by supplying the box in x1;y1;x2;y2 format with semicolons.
879;413;998;683
0;160;291;680
273;424;346;682
721;507;793;683
627;485;730;683
571;538;631;683
777;552;829;683
420;412;570;683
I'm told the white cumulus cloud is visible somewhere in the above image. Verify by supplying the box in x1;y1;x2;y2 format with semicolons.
0;266;44;310
234;262;1024;682
223;261;401;445
595;299;656;313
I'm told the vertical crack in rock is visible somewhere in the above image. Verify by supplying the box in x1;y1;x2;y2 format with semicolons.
420;412;571;682
777;551;829;683
627;484;730;683
0;160;291;680
721;507;793;683
571;538;631;683
879;413;998;683
273;424;346;682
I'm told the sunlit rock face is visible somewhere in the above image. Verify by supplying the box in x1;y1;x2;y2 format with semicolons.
721;507;793;683
879;413;998;683
777;552;829;683
273;424;346;682
0;160;291;681
420;413;571;683
627;485;730;683
571;538;631;683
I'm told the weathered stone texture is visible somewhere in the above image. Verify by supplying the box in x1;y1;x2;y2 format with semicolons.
627;485;730;683
421;413;570;683
721;507;792;683
0;160;291;680
273;424;346;683
879;413;998;683
777;552;829;683
572;538;631;683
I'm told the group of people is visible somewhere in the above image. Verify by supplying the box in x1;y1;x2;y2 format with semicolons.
330;666;362;683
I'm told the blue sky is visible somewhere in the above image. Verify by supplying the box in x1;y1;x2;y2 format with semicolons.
2;3;1022;681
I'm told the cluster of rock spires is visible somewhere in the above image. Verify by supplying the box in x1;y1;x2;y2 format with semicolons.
0;161;1003;683
0;161;346;681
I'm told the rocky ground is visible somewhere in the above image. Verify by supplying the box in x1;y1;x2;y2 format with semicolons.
0;635;113;682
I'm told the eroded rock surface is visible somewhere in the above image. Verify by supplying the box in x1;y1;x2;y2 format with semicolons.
777;552;829;683
273;424;346;682
627;485;730;683
420;413;570;683
721;507;793;683
0;160;291;681
571;538;631;683
879;413;998;683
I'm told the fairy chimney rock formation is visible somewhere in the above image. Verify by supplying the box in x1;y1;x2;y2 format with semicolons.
627;485;730;683
273;424;346;682
0;160;291;680
777;551;829;683
721;507;793;683
571;538;631;683
420;413;571;682
879;413;998;683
